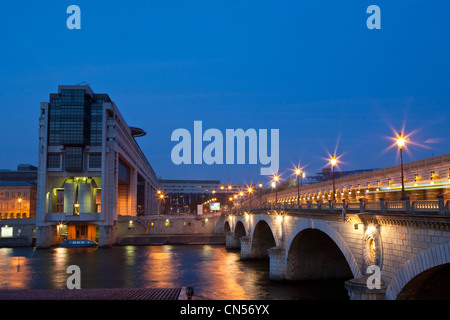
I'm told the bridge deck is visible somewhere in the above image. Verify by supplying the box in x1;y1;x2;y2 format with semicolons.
0;287;184;300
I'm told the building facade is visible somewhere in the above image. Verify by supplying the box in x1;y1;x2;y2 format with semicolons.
36;85;160;247
0;182;37;219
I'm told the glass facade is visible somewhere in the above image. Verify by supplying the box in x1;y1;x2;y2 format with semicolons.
65;147;84;171
47;87;110;172
88;154;102;169
90;99;103;146
47;154;61;169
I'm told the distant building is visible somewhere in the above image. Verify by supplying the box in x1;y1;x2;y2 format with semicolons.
36;85;160;247
0;182;37;219
0;164;38;185
160;180;246;214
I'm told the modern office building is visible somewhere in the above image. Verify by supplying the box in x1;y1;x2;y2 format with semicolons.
159;180;246;214
36;85;160;247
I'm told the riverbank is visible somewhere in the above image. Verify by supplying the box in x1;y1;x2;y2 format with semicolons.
115;233;226;246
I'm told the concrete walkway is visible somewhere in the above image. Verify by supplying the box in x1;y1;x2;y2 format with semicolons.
0;287;185;300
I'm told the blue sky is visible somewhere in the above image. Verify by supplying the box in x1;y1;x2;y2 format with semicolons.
0;1;449;185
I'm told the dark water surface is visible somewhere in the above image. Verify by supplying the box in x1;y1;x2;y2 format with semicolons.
0;245;349;300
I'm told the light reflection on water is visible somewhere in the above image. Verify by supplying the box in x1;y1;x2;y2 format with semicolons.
0;245;348;300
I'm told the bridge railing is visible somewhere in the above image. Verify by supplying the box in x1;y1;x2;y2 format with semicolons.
385;201;406;212
223;196;450;217
412;200;439;211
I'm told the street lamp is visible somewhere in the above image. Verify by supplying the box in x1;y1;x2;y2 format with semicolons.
247;187;253;208
159;193;165;214
273;174;279;204
397;132;406;200
295;167;301;205
330;156;337;200
238;191;243;207
17;198;23;219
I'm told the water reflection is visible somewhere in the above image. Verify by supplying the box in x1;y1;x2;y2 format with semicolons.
0;245;348;300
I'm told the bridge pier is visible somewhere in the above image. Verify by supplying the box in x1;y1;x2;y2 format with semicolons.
98;224;116;248
239;236;253;259
35;225;58;248
225;231;241;250
268;246;286;281
344;277;386;300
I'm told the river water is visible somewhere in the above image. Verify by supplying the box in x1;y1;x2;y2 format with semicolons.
0;245;349;300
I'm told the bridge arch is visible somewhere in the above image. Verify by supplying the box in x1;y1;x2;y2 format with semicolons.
233;220;247;248
385;242;450;300
224;220;231;233
250;218;278;259
285;219;361;280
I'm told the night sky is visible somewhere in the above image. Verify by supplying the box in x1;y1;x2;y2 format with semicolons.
0;1;449;185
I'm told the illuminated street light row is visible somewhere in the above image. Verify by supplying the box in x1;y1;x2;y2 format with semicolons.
155;132;408;209
264;131;408;204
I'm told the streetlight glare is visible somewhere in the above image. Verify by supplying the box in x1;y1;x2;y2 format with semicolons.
330;156;337;167
295;168;301;176
397;133;405;148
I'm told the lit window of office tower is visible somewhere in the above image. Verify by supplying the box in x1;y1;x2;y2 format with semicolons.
36;85;159;247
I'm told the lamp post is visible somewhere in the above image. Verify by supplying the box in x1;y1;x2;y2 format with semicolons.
273;174;279;204
17;198;22;219
239;191;244;207
330;156;337;200
295;167;301;205
397;132;406;200
159;193;165;214
258;182;263;205
247;187;253;208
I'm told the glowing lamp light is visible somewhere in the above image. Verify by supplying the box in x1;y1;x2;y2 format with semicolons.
397;134;405;148
330;156;337;167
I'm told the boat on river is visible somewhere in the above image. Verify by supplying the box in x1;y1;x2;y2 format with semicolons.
59;239;98;248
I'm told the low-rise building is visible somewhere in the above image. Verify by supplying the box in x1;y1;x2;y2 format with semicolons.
0;182;37;219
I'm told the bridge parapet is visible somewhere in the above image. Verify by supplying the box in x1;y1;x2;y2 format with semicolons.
222;196;450;217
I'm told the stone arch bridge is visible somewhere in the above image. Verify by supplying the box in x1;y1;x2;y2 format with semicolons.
222;203;450;300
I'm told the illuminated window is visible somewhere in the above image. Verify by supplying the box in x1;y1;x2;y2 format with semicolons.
1;226;13;238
